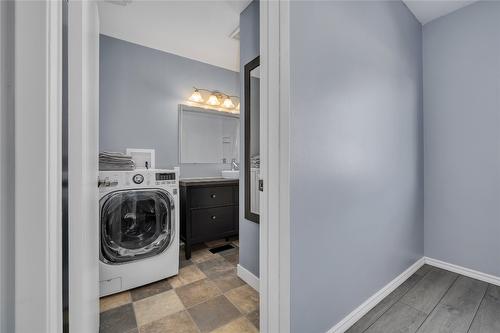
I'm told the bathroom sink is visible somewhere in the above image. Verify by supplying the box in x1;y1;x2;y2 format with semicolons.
221;170;239;179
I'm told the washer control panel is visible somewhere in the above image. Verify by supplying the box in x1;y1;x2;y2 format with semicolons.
99;169;178;191
156;172;175;181
155;172;176;185
132;174;144;184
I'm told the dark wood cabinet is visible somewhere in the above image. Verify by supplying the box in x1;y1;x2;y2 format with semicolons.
180;178;239;259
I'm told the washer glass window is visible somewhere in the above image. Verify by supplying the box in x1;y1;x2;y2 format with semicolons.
100;189;174;264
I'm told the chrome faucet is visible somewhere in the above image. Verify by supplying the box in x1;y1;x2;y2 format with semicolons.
231;158;239;171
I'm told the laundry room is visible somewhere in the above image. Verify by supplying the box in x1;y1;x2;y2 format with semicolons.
96;1;261;332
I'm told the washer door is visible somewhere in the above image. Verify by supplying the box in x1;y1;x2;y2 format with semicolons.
100;189;175;264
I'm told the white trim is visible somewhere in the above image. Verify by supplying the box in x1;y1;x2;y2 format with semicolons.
68;1;101;332
179;103;240;119
259;0;269;328
47;2;63;331
323;257;500;333
237;264;260;292
15;1;63;332
326;258;426;333
278;2;291;331
425;257;500;287
229;26;240;40
260;0;291;332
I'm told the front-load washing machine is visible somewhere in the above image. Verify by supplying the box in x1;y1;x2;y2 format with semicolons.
98;168;179;297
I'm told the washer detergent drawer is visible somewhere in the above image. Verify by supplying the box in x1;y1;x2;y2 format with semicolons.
190;186;234;208
190;206;236;240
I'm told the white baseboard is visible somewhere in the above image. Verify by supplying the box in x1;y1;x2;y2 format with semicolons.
237;264;260;292
325;257;500;333
425;257;500;287
326;258;425;333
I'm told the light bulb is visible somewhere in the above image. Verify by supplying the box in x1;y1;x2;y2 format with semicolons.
189;90;204;103
236;102;240;111
222;97;235;109
207;94;220;106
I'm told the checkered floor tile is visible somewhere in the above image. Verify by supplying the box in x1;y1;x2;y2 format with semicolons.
99;238;259;333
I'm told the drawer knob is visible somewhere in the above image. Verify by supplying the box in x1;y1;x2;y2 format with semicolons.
211;215;217;220
210;194;217;198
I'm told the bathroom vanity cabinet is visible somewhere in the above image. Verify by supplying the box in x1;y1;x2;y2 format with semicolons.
179;178;239;259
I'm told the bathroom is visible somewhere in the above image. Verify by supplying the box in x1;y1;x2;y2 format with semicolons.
97;1;261;332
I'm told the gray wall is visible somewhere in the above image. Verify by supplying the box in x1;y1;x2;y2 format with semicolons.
423;1;500;277
0;1;15;332
99;35;239;178
239;0;260;277
289;1;423;332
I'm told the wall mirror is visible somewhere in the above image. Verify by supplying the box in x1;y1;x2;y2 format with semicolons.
178;104;239;164
245;56;260;223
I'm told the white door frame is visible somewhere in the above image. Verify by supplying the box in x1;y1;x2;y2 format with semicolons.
15;1;101;332
260;1;291;332
15;1;63;332
15;1;293;332
68;1;101;332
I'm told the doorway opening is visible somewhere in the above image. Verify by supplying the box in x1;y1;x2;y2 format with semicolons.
50;0;293;332
94;1;261;332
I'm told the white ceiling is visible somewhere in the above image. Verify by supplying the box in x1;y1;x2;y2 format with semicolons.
97;0;251;72
402;0;480;25
98;0;480;70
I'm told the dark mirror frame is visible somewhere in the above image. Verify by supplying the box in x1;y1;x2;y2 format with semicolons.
244;56;260;224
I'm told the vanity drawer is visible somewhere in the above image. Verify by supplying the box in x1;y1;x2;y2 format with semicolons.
190;206;236;239
180;179;239;259
190;186;234;208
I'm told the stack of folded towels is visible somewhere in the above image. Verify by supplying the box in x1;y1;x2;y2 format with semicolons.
250;155;260;169
99;152;135;171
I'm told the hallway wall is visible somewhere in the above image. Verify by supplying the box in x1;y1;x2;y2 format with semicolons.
289;1;424;332
423;0;500;277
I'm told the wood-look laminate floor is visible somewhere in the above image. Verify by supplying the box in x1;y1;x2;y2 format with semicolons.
99;238;259;333
347;265;500;333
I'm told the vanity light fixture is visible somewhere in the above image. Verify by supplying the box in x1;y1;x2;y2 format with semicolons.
187;87;239;113
207;93;221;106
189;89;204;103
222;97;235;109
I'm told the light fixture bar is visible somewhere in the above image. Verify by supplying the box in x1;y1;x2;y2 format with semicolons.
188;87;240;112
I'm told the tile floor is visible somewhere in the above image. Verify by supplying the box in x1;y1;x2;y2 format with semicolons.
99;238;259;333
347;265;500;333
